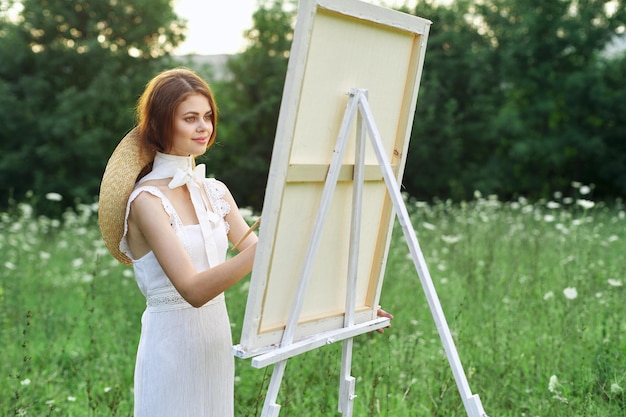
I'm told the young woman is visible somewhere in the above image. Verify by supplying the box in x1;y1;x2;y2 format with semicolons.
99;68;257;416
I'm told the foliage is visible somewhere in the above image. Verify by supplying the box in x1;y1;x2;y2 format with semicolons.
1;0;626;213
0;0;184;214
406;0;626;202
1;188;625;416
402;0;502;201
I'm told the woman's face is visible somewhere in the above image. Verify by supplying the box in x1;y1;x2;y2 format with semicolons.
169;93;214;156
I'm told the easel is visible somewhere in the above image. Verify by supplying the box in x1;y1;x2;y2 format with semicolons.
247;89;489;417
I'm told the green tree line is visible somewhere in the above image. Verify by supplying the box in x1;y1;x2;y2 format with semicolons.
404;0;626;203
0;0;624;215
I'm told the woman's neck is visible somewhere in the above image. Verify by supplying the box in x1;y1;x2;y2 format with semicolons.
137;152;195;184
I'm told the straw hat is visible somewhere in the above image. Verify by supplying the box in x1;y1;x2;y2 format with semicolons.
98;127;155;266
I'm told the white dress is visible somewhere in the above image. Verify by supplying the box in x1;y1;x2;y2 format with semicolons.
120;178;234;417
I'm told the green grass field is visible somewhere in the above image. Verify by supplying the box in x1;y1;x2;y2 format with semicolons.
1;186;624;416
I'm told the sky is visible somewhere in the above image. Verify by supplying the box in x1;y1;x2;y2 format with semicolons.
173;0;420;56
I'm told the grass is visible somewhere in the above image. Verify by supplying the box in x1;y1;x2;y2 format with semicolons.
1;186;625;416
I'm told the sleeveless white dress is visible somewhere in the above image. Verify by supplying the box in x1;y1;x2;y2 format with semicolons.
119;177;235;417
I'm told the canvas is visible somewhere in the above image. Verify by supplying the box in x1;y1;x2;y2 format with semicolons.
236;0;431;357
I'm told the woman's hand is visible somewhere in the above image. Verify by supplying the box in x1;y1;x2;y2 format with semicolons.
376;307;394;334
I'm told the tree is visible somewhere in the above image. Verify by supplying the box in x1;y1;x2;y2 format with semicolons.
471;0;626;198
403;0;503;201
404;0;626;201
0;0;184;213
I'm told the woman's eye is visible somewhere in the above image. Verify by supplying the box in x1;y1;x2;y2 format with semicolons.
185;116;196;122
204;114;212;122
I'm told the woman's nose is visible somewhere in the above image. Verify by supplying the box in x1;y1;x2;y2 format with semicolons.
197;119;210;131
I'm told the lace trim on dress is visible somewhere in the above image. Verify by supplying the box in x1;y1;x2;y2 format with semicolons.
146;285;225;312
203;179;231;234
147;288;189;310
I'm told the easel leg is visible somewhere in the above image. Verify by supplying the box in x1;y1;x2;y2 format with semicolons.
338;338;356;416
262;360;288;417
357;90;488;417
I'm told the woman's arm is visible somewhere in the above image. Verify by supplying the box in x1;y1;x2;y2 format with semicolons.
129;190;257;308
220;181;259;252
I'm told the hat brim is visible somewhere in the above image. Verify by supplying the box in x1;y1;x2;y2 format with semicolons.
98;127;155;266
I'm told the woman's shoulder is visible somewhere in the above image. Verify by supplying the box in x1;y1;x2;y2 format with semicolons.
127;183;173;213
136;178;171;190
203;178;231;196
128;186;165;215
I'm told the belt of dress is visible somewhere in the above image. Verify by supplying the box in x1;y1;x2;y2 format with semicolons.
146;286;224;312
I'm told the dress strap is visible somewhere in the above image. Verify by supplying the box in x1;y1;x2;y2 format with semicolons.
118;185;189;261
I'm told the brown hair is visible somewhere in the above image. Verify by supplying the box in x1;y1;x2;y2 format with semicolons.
136;67;218;155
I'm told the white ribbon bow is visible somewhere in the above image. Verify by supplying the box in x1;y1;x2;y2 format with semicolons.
168;164;207;189
168;164;220;267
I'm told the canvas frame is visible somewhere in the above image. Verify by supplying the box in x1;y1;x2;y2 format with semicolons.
235;0;431;357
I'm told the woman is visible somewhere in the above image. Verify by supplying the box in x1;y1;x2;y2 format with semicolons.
98;67;257;416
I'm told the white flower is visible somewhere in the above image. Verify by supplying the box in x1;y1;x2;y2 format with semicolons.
543;214;555;222
576;199;595;209
71;258;84;268
571;181;582;188
610;382;623;394
45;192;63;202
555;223;569;234
441;235;461;244
579;185;591;195
238;207;254;218
4;262;16;270
543;291;554;300
20;378;31;386
104;387;112;393
563;287;578;300
422;222;436;231
67;396;76;402
19;203;33;218
546;201;560;209
607;279;623;287
548;375;559;393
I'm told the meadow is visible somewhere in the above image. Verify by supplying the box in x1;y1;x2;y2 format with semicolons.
1;184;624;417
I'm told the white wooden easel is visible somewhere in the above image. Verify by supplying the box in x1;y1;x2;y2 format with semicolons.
250;89;488;417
